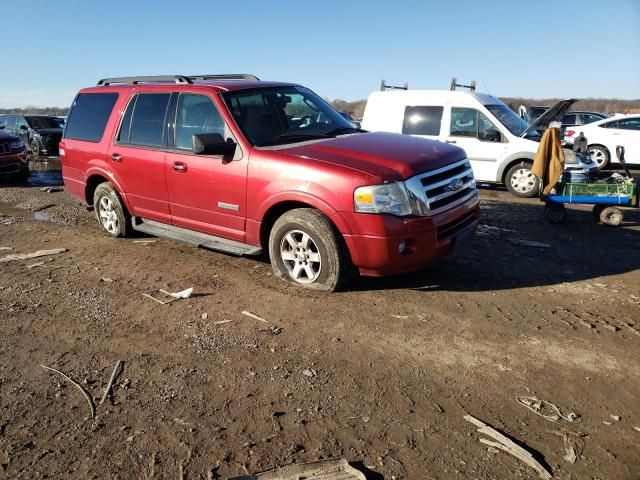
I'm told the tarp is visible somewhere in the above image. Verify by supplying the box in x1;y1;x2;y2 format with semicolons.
532;127;565;196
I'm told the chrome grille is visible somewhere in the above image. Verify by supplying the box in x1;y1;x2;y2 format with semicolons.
0;143;10;154
406;158;478;215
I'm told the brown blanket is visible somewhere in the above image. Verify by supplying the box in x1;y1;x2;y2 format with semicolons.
532;128;565;195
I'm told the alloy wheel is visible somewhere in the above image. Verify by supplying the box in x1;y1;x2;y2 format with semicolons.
279;230;322;284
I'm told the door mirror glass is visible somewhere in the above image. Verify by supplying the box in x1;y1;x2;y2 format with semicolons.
480;129;501;142
192;133;237;156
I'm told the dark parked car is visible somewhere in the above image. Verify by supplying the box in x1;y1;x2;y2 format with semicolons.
0;114;63;156
0;131;29;181
560;111;609;127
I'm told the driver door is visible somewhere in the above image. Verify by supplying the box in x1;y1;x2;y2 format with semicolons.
445;107;507;182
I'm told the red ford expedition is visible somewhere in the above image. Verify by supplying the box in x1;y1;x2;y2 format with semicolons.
61;74;479;291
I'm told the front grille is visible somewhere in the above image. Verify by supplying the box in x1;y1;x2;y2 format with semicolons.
0;143;10;154
415;158;477;214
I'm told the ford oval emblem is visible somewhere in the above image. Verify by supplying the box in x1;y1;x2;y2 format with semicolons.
448;178;464;192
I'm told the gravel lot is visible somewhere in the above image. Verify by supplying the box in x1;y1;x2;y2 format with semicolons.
0;159;639;479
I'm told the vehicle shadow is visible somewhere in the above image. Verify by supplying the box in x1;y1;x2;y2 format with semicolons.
0;158;63;189
352;199;640;293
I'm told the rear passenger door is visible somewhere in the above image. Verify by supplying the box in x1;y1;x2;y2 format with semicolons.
164;93;247;242
109;92;172;223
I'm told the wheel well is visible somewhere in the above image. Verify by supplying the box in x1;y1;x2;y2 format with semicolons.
85;175;109;205
588;143;609;152
501;158;533;184
260;201;314;250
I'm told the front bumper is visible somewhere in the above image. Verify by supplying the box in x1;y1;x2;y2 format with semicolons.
340;193;480;277
0;151;29;176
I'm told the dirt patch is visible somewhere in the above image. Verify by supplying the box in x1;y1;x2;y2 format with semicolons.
0;177;639;479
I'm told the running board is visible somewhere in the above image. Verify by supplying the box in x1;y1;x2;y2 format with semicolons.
131;217;262;256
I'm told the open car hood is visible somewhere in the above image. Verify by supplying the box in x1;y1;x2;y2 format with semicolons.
520;99;578;138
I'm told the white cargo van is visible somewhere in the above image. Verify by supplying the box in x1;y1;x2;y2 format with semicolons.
362;90;588;197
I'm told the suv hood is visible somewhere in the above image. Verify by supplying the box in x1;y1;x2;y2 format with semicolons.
520;99;578;138
33;128;63;135
279;132;466;181
0;131;19;141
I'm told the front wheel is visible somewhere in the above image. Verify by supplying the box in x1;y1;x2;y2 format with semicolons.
30;139;41;157
268;208;351;291
589;145;610;170
93;182;131;237
545;203;567;224
505;162;540;198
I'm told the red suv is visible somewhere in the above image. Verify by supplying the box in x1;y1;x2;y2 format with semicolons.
61;74;479;291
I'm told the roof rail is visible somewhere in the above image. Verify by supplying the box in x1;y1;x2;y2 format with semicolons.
97;75;193;86
380;80;408;91
189;74;260;81
450;77;476;92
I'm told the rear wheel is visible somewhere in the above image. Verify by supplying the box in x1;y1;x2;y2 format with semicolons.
599;206;623;227
268;208;350;291
93;182;131;237
589;145;610;169
505;161;540;198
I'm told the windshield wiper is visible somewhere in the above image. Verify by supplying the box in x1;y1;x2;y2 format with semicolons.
322;126;365;137
259;133;329;147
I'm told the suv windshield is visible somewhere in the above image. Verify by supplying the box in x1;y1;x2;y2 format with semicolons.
26;116;61;129
222;86;357;146
485;104;531;137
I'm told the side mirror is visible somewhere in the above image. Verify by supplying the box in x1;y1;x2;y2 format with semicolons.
20;125;28;131
0;124;5;130
192;133;237;156
481;129;501;142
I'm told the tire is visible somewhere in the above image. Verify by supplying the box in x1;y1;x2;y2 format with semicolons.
592;204;605;222
589;145;610;170
30;139;41;157
93;182;131;237
545;203;566;224
268;208;350;291
599;206;623;227
505;161;540;198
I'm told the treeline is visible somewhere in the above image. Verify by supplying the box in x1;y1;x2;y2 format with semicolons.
0;107;68;115
331;98;640;119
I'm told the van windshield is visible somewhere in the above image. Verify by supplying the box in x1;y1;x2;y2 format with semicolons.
485;104;530;137
222;86;357;146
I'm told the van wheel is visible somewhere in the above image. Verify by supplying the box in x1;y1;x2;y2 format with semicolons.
269;208;350;291
505;161;540;198
93;183;131;237
589;145;610;169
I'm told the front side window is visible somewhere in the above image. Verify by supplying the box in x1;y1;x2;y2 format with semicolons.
65;93;119;142
450;107;499;140
223;86;355;146
581;113;605;124
402;106;443;136
616;118;640;131
127;93;171;147
175;94;225;150
16;117;28;129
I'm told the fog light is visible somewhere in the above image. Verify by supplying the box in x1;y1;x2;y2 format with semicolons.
398;240;407;254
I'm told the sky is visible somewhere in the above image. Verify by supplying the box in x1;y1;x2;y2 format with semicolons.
1;0;639;108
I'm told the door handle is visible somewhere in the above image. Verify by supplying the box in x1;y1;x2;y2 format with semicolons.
173;162;188;172
446;140;457;144
111;153;122;162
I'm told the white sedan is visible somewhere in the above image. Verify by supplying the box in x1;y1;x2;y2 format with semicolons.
564;114;640;168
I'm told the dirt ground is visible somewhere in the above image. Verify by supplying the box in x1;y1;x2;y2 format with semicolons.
1;159;639;479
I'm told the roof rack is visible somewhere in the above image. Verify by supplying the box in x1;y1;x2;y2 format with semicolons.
450;77;476;92
97;73;260;86
380;80;408;91
189;74;260;81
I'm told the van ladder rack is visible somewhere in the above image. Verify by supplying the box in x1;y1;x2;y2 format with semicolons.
450;77;476;91
380;80;408;91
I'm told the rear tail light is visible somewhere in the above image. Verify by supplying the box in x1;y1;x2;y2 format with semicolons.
565;129;576;137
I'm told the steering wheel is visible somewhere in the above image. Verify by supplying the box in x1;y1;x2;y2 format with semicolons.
298;115;314;128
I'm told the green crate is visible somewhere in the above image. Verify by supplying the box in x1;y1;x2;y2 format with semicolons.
562;182;636;197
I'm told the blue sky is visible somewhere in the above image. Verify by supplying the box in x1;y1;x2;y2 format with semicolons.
1;0;638;108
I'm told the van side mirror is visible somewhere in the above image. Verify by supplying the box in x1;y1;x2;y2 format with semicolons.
192;133;237;156
481;129;501;142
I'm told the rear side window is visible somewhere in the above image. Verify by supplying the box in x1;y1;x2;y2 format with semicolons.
562;114;576;125
128;93;170;147
64;93;118;142
402;106;443;135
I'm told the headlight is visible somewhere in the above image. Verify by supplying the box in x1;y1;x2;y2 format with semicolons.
10;140;24;149
354;182;412;216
